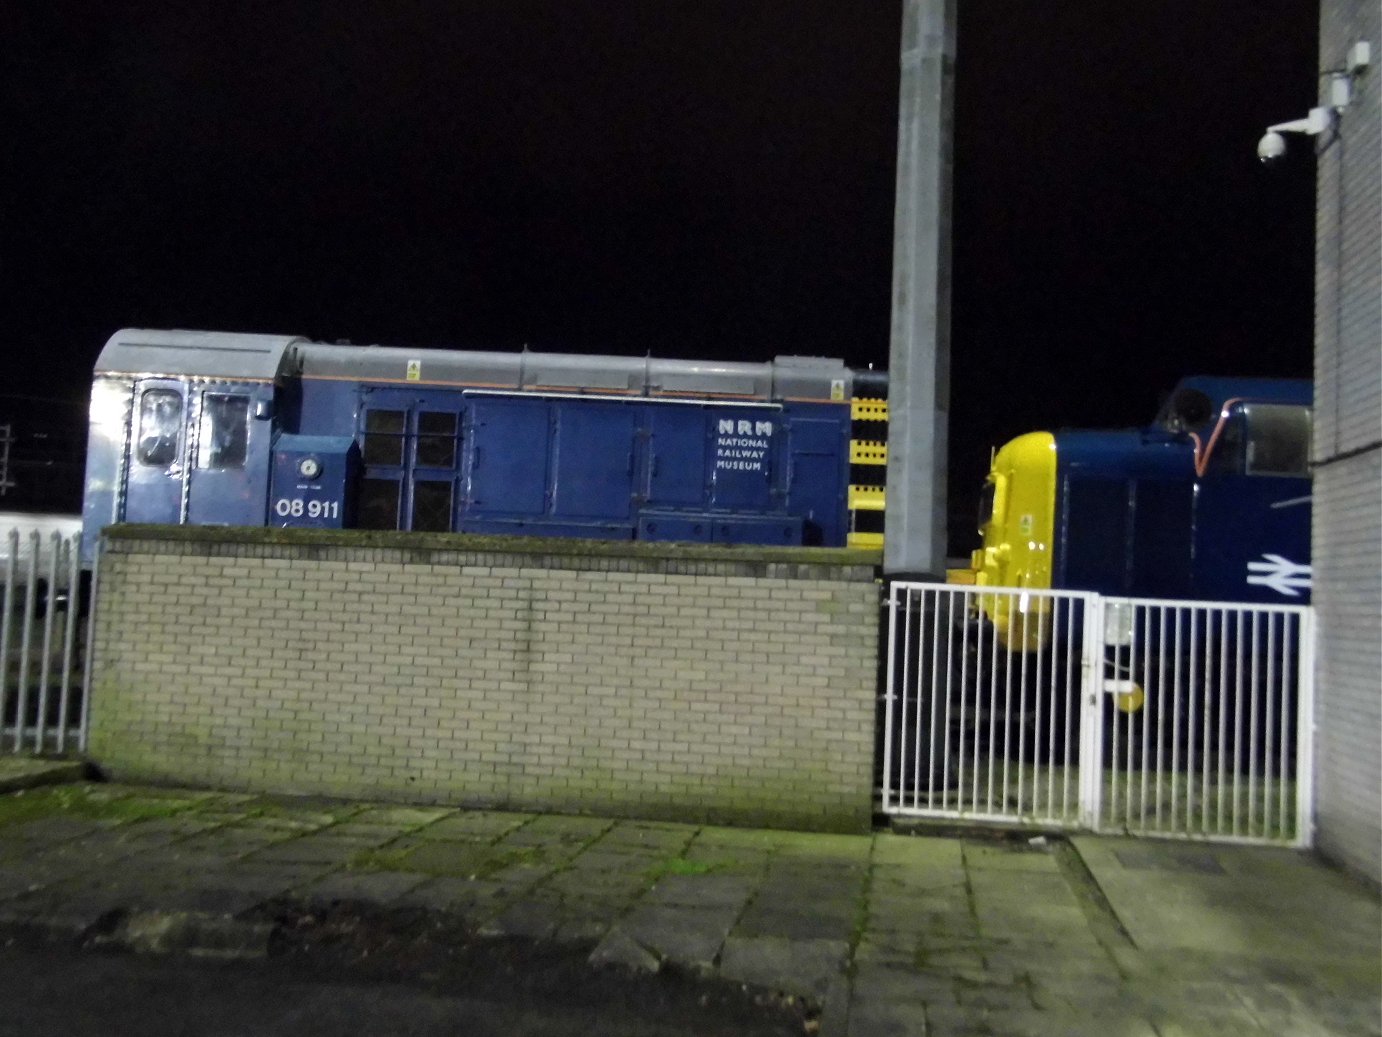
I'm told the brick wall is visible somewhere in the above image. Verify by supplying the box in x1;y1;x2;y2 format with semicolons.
1313;1;1380;884
88;527;881;833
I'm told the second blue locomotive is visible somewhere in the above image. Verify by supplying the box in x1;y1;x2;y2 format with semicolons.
82;329;874;562
954;374;1313;649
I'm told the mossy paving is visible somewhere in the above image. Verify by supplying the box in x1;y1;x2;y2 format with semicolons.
348;842;552;881
0;784;205;828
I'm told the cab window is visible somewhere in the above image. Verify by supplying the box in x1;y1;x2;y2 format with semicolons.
1243;404;1311;477
136;389;182;467
196;394;250;469
977;478;997;533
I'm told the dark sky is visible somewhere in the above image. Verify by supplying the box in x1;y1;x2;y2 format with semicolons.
2;1;1318;537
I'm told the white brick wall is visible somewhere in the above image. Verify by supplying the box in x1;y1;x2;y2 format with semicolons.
89;531;881;833
1313;0;1381;884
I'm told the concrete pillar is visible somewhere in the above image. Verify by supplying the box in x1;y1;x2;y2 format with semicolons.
884;0;955;578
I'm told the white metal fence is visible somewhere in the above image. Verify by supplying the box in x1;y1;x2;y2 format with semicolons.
0;528;91;754
881;582;1314;846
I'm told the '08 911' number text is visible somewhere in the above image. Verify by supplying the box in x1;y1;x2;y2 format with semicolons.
273;498;339;520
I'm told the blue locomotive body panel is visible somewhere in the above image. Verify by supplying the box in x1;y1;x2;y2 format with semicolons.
1051;377;1313;604
82;330;857;557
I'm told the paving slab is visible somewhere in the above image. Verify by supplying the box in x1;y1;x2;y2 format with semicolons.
541;869;650;902
380;838;499;877
596;903;740;970
548;902;621;944
644;873;754;908
408;811;533;840
561;847;665;873
345;806;453;828
962;841;1062;872
1073;835;1382;963
853;931;919;968
294;869;430;904
850;960;954;1006
505;815;612;844
391;875;510;917
719;935;848;1000
735;903;857;941
243;836;387;866
843;997;931;1037
594;822;696;854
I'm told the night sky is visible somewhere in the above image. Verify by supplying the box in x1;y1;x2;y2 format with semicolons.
2;1;1318;544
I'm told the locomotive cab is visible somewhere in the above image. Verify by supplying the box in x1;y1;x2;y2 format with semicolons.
82;330;303;563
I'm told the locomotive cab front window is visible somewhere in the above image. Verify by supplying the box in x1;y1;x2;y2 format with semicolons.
1243;403;1311;477
977;478;997;534
196;394;250;469
136;389;182;467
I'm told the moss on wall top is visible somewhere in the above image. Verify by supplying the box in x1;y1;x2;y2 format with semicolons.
103;522;883;573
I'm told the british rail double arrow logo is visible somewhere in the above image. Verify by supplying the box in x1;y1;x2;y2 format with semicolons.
1245;554;1313;597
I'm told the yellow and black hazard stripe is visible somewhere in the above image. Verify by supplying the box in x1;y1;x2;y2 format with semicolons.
848;397;887;548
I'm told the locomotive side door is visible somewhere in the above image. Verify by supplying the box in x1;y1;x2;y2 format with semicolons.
123;378;190;525
356;388;464;532
186;384;273;527
786;414;847;547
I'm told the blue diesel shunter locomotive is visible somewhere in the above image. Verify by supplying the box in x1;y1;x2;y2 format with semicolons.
81;329;876;561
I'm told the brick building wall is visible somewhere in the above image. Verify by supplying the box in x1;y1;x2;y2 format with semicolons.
1313;1;1380;883
88;527;881;833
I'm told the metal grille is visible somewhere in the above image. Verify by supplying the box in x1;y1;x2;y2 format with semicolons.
881;583;1314;846
0;529;91;754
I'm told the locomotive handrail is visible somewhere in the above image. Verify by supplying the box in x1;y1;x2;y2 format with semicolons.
1189;396;1245;477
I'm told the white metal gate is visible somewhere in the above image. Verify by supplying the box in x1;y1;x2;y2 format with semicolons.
0;528;92;754
881;582;1313;846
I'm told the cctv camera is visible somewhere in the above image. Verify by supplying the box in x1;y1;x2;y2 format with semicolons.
1256;131;1287;163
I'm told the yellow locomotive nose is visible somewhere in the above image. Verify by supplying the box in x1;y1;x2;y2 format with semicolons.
949;432;1058;649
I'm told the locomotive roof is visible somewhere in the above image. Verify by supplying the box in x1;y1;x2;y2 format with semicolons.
294;341;854;400
95;329;862;400
1170;375;1312;409
1152;375;1312;431
96;329;306;381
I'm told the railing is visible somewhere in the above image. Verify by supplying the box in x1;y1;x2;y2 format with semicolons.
0;529;90;754
881;582;1313;846
1090;597;1312;844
